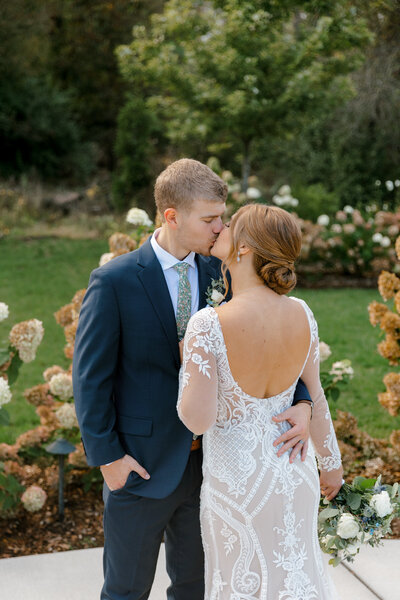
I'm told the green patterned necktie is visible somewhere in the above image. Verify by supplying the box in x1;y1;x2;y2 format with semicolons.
173;262;192;341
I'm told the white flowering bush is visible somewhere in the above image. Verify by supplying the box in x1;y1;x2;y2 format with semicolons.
319;343;353;403
0;303;9;322
55;402;78;429
272;185;299;208
0;378;12;409
319;476;400;566
9;319;44;363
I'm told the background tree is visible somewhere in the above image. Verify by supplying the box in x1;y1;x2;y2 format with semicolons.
117;0;372;193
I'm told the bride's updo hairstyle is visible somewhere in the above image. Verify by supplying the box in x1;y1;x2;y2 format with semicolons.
222;203;302;296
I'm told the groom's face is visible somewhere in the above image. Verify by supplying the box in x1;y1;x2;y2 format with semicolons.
177;199;226;256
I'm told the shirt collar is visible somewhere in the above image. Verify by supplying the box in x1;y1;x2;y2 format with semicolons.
151;228;196;271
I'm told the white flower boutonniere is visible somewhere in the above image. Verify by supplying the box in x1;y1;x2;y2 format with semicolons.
206;277;226;307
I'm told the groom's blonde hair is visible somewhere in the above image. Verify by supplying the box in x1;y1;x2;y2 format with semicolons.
154;158;227;219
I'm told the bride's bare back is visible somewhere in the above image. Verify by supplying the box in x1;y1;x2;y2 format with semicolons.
215;288;310;399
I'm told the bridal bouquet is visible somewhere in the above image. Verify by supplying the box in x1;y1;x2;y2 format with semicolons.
318;475;400;566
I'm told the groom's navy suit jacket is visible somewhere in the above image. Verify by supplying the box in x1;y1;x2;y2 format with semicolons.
73;238;311;499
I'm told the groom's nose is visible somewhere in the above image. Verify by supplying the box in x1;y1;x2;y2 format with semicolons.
212;217;224;234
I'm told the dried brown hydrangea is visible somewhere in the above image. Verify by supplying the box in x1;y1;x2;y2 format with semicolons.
378;391;400;416
139;233;152;247
71;289;86;313
16;425;51;448
380;311;400;336
109;233;137;253
0;443;19;461
24;383;54;407
368;301;389;327
64;320;78;345
377;335;400;365
54;303;76;327
395;236;400;261
36;405;59;429
383;372;400;397
390;430;400;450
43;365;64;383
64;343;74;360
9;319;44;363
378;271;400;301
68;442;87;468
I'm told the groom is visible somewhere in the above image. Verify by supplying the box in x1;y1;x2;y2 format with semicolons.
73;158;312;600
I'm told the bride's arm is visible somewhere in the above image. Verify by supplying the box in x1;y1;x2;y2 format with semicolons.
177;312;218;435
300;312;343;501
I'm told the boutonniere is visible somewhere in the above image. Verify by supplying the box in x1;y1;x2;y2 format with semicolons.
206;277;225;307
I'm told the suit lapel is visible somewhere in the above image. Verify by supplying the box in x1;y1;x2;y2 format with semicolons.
137;240;180;366
197;254;219;309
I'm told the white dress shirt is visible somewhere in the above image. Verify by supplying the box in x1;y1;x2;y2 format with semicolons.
150;228;199;316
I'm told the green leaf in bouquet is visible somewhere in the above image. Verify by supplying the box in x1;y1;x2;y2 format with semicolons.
329;556;342;567
318;507;339;522
347;492;362;511
7;352;23;386
0;408;10;426
353;476;376;491
390;482;398;498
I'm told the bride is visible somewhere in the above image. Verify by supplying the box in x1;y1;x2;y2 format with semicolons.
177;203;343;599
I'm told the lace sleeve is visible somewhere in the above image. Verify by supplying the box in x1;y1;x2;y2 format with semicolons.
301;309;342;473
177;309;218;435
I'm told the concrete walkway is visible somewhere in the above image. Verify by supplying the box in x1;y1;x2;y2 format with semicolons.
0;541;399;599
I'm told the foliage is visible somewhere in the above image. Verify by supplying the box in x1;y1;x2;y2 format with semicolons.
292;184;341;222
0;466;24;514
117;0;372;190
112;95;162;210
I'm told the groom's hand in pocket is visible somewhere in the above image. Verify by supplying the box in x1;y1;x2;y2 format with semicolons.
100;454;150;491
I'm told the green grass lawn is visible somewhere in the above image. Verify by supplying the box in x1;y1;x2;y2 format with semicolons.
1;236;399;444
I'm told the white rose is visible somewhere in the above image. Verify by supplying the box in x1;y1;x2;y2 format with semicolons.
126;207;153;227
0;377;12;407
49;373;73;401
0;302;9;322
372;232;383;243
380;236;391;248
370;491;393;518
317;214;330;226
337;513;360;539
278;184;291;196
211;290;224;304
246;187;261;199
343;205;354;214
99;252;114;267
319;341;332;362
346;541;361;556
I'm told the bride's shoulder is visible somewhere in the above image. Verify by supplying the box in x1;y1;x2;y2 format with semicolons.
187;306;218;332
288;296;316;322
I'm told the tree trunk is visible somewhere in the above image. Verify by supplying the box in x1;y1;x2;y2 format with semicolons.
241;141;251;193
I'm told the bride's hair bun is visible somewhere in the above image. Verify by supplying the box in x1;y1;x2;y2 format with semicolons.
221;204;302;297
258;261;297;296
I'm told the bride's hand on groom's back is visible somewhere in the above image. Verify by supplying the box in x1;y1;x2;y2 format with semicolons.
272;403;311;463
101;454;150;491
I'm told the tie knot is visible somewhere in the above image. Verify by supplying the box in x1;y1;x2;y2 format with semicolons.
173;262;190;276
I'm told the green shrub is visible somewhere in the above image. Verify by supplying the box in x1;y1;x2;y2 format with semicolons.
293;184;341;222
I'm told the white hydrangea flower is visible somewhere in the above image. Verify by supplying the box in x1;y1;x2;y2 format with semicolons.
99;252;114;267
337;513;360;539
278;184;291;195
246;187;262;199
21;485;47;512
395;180;400;188
343;205;354;214
0;377;12;407
56;402;78;429
372;232;383;243
370;491;393;518
385;180;394;192
375;180;381;186
0;302;9;322
319;341;332;362
380;236;391;248
329;359;354;383
317;214;330;226
9;319;44;363
331;224;342;233
126;207;153;227
49;373;73;401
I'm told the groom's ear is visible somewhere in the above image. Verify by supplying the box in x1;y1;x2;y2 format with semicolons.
164;207;178;229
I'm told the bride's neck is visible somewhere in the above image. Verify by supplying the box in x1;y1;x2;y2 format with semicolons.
230;268;265;297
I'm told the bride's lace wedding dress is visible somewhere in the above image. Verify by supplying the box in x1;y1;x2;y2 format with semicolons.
177;299;341;600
